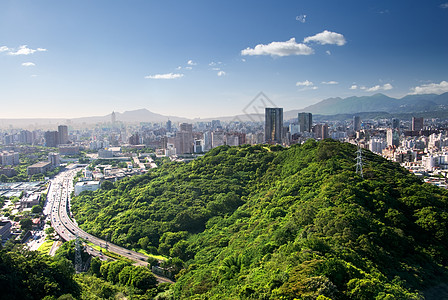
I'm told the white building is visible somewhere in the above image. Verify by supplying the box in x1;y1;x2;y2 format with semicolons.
369;138;388;154
74;181;100;195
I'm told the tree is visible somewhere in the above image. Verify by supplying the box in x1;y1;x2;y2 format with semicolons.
20;218;33;232
0;174;8;182
45;227;55;235
31;205;43;214
101;180;114;190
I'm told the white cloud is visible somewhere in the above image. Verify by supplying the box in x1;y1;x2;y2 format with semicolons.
350;85;358;90
410;81;448;94
304;30;346;46
22;62;35;67
185;66;192;70
440;3;448;8
212;67;220;71
241;58;246;62
31;74;38;77
8;45;47;55
322;81;338;85
217;71;226;77
187;60;196;66
365;83;393;92
296;80;314;87
296;14;307;23
241;38;314;57
144;73;184;79
0;46;10;52
176;66;182;70
326;50;331;55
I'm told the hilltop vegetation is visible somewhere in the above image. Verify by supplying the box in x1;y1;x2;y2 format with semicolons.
71;140;448;299
0;242;165;300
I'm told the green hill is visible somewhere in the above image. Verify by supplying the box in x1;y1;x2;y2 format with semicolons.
72;140;448;299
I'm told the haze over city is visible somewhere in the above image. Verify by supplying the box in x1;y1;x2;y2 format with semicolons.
1;0;447;119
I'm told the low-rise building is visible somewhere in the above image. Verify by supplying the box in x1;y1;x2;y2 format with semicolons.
74;181;100;195
27;161;52;176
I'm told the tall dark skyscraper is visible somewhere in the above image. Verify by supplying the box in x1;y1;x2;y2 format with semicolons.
265;108;283;144
392;118;400;130
298;112;312;132
58;125;68;145
353;116;361;131
412;117;424;131
166;120;172;132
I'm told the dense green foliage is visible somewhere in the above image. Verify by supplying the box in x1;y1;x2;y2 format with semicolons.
0;246;79;299
72;140;448;299
0;241;166;300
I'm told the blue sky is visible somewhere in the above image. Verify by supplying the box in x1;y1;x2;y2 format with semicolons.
1;0;447;119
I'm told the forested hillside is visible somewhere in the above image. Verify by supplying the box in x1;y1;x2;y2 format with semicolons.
72;140;448;299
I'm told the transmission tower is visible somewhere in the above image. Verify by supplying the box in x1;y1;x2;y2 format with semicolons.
74;235;83;273
355;144;364;178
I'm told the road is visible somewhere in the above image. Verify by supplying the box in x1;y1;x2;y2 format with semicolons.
48;166;173;283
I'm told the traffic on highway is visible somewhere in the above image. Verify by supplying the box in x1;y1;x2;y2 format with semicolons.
48;166;149;263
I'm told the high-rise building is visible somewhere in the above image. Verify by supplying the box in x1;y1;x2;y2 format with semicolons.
412;117;424;131
174;123;193;154
392;118;400;130
166;120;172;132
212;131;225;148
265;108;283;144
180;123;193;133
111;111;116;124
314;124;329;140
44;131;59;147
19;130;33;144
353;116;361;131
211;120;221;130
298;112;312;133
387;129;400;147
129;133;140;145
48;153;60;167
58;125;69;145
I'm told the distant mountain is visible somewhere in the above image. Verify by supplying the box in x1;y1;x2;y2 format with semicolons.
2;92;448;129
299;92;447;115
72;108;191;124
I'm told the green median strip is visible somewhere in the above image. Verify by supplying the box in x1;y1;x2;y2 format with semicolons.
37;240;54;255
133;248;167;261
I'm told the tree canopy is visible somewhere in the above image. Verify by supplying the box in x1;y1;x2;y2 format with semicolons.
70;140;448;299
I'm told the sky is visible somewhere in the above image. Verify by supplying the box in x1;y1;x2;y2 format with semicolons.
1;0;447;119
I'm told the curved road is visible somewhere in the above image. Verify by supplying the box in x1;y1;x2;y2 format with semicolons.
49;166;173;284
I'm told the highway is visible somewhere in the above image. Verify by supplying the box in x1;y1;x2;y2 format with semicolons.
48;166;173;283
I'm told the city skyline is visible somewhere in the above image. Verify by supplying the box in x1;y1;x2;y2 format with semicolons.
1;0;447;119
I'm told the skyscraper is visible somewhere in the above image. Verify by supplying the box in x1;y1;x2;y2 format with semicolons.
298;112;312;133
392;118;400;130
412;117;424;131
353;116;361;131
314;124;329;140
265;108;283;144
58;125;68;145
166;120;172;132
111;111;116;124
387;129;400;147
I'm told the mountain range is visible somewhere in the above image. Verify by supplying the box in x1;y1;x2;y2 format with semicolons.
1;92;447;129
